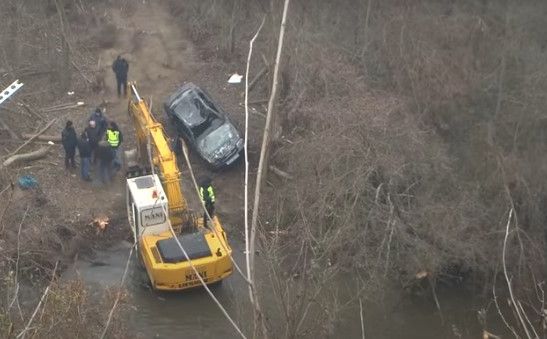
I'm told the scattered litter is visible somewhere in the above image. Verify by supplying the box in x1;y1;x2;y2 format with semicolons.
18;175;39;189
47;141;55;145
415;270;429;279
228;73;242;84
67;91;74;96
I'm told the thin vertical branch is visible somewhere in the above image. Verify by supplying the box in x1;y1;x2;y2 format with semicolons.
361;0;372;60
250;0;291;336
359;298;366;339
502;208;532;339
54;0;71;92
493;276;519;338
245;16;266;305
99;245;135;339
16;261;59;339
8;205;30;321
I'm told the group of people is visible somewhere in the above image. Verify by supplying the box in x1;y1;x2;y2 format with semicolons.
61;108;123;184
60;55;129;184
60;54;217;219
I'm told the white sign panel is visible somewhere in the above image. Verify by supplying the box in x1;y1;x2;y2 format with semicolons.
140;207;166;227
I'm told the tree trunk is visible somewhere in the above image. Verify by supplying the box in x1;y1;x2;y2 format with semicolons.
21;133;61;142
54;0;71;93
249;0;291;337
3;147;50;167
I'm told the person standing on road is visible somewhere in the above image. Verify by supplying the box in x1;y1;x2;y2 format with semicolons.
106;121;123;171
171;137;182;155
89;107;108;137
112;55;129;97
77;131;92;182
95;141;115;184
199;177;216;227
61;120;78;169
85;120;100;164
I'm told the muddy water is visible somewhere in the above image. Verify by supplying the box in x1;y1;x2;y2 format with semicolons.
66;235;499;339
67;239;252;338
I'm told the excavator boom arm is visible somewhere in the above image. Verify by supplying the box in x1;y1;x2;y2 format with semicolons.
128;84;187;229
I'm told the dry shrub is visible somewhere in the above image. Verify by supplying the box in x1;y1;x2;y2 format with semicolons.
0;279;128;339
173;0;546;335
96;23;118;49
271;87;492;281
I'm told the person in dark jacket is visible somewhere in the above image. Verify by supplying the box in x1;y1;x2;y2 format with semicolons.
112;55;129;97
84;120;101;163
105;121;123;171
199;177;216;227
171;137;182;155
77;131;92;181
89;108;107;137
61;120;78;169
95;141;114;184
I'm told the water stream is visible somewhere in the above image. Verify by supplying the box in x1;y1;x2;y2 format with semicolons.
65;238;501;338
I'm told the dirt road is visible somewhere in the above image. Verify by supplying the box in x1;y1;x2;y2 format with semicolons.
51;0;258;242
107;1;256;230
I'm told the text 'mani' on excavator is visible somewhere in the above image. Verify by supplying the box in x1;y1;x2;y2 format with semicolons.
124;82;233;291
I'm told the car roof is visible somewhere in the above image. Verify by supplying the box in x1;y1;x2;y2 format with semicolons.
167;83;223;127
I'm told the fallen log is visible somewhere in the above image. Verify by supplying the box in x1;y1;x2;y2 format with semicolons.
249;99;268;105
42;102;85;112
269;165;293;180
0;138;54;145
21;133;61;142
19;102;46;121
6;119;56;158
3;146;50;167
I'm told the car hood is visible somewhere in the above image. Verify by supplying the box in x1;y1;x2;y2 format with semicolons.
197;123;242;162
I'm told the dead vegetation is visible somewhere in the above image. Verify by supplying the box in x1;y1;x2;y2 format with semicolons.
172;0;547;337
0;0;546;337
0;1;130;337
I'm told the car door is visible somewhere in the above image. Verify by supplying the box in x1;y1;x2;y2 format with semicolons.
175;117;194;144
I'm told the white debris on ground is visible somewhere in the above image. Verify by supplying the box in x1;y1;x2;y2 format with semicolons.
227;73;242;84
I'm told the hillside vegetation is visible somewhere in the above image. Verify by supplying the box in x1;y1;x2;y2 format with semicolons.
172;0;547;336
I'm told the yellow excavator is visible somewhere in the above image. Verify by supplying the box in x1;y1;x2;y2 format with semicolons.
125;83;233;290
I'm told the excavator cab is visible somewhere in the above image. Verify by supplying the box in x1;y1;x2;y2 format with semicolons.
126;174;170;243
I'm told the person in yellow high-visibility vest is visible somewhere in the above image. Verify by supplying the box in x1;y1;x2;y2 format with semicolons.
199;177;215;227
105;121;123;171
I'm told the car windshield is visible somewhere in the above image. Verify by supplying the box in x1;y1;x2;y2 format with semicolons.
173;90;222;137
197;123;238;155
173;91;200;121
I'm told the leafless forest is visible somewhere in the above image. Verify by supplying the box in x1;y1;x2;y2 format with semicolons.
0;0;546;338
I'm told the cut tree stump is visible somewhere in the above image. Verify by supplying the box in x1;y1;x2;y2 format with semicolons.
3;146;50;167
